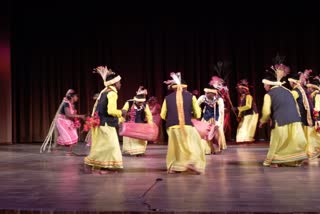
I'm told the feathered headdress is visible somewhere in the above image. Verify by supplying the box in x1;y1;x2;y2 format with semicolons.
272;53;286;66
93;66;121;87
209;60;232;94
91;65;121;115
263;53;288;86
163;72;187;89
211;61;232;82
209;76;224;89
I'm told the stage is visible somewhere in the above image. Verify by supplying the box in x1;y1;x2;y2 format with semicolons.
0;142;320;213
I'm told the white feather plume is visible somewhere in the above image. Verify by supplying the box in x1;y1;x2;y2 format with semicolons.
170;72;181;85
93;66;114;81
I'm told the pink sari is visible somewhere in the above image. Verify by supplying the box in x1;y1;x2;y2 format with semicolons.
56;101;78;146
149;103;162;142
150;103;161;127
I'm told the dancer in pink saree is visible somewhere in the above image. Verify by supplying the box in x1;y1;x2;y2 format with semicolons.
148;96;163;143
41;89;85;154
56;90;85;152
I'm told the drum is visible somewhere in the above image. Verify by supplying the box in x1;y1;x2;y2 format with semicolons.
191;119;212;140
119;122;159;141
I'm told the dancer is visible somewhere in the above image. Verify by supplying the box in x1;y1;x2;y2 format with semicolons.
210;61;233;141
307;76;320;133
148;96;163;143
288;72;320;158
259;63;308;167
197;84;226;154
122;86;153;156
84;66;126;173
41;89;85;154
161;72;205;174
235;79;259;143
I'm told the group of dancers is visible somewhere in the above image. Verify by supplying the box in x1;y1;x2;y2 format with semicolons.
41;57;320;174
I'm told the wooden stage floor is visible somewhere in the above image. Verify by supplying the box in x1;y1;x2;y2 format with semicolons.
0;142;320;213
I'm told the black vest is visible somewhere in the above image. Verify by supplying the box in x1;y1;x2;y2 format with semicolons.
239;94;256;117
125;100;146;123
164;91;193;128
295;87;307;126
203;99;219;121
96;91;119;127
268;86;301;128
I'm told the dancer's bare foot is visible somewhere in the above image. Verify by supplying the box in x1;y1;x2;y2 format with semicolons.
187;164;202;175
65;151;74;156
167;170;181;174
92;169;102;175
99;169;112;175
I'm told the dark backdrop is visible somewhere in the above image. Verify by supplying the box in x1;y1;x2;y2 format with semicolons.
0;0;11;144
10;2;320;143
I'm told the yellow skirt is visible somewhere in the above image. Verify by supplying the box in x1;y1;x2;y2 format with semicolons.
166;126;206;173
215;126;227;152
122;137;147;155
84;125;123;169
264;122;308;166
236;113;259;143
303;126;320;159
202;139;212;155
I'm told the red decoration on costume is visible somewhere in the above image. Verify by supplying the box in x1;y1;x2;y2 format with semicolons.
313;110;319;120
73;118;81;129
127;106;137;122
83;112;100;132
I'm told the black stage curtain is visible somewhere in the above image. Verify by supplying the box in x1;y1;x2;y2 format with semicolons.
11;2;320;143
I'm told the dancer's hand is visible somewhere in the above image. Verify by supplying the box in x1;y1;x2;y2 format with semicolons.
258;122;265;128
232;107;238;114
78;114;86;120
121;110;127;117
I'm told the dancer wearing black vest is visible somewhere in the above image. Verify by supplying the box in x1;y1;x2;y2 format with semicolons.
235;79;259;143
161;72;205;174
84;66;126;173
288;72;320;159
197;84;226;154
259;63;308;167
122;86;152;156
